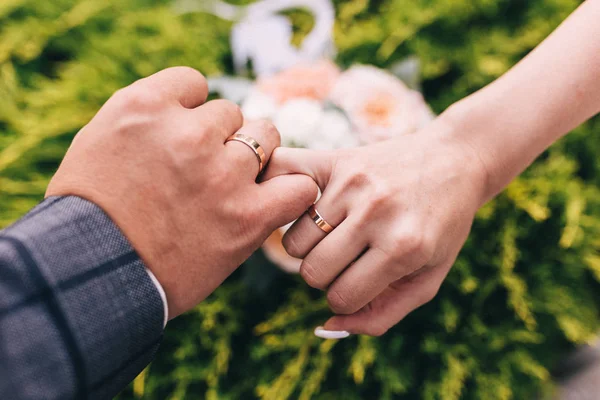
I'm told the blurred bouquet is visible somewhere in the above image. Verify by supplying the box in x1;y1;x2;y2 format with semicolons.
194;0;433;272
212;60;434;272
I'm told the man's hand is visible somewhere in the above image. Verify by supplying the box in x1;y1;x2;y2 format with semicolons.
46;67;318;319
262;118;487;336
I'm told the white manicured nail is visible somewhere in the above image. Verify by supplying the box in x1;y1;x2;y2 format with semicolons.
314;326;350;339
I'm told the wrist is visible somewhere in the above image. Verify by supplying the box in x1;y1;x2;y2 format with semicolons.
432;101;495;206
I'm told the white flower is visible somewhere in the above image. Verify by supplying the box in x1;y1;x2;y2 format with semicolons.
241;89;278;120
272;98;324;147
271;99;357;150
310;109;357;150
329;65;433;144
208;76;254;104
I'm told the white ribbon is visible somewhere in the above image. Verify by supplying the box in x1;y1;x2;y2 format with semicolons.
174;0;336;77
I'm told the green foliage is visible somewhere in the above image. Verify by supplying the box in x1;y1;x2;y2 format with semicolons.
1;0;599;398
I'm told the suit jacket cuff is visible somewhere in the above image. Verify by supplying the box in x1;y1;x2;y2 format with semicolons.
1;196;165;399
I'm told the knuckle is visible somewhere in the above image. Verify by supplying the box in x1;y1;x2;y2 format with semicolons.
343;170;372;192
421;285;440;304
161;66;208;101
109;97;157;137
362;181;394;216
213;99;243;122
299;261;326;290
327;289;353;314
365;324;389;337
113;86;162;112
214;98;240;111
282;232;306;259
251;119;281;145
402;233;425;256
169;66;206;83
370;182;394;205
389;231;433;263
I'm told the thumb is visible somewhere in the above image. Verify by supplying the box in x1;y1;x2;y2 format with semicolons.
257;174;319;230
261;147;335;190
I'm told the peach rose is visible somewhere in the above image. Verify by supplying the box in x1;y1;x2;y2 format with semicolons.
329;65;434;144
257;60;341;104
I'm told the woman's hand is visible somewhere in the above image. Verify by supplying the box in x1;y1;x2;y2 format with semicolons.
263;118;488;336
264;0;600;337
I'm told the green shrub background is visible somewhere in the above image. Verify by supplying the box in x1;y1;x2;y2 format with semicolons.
1;0;599;399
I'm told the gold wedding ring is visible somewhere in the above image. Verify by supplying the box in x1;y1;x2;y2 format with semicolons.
308;205;334;234
225;133;267;173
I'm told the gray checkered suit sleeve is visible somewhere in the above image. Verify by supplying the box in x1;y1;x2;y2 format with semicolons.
0;196;165;399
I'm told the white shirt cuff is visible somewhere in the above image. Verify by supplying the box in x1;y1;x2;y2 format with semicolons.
144;267;168;327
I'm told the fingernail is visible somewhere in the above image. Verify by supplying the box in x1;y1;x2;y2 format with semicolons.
314;326;350;339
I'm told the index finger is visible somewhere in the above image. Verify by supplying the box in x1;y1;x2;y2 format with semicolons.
322;266;447;337
134;66;209;109
324;248;392;314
